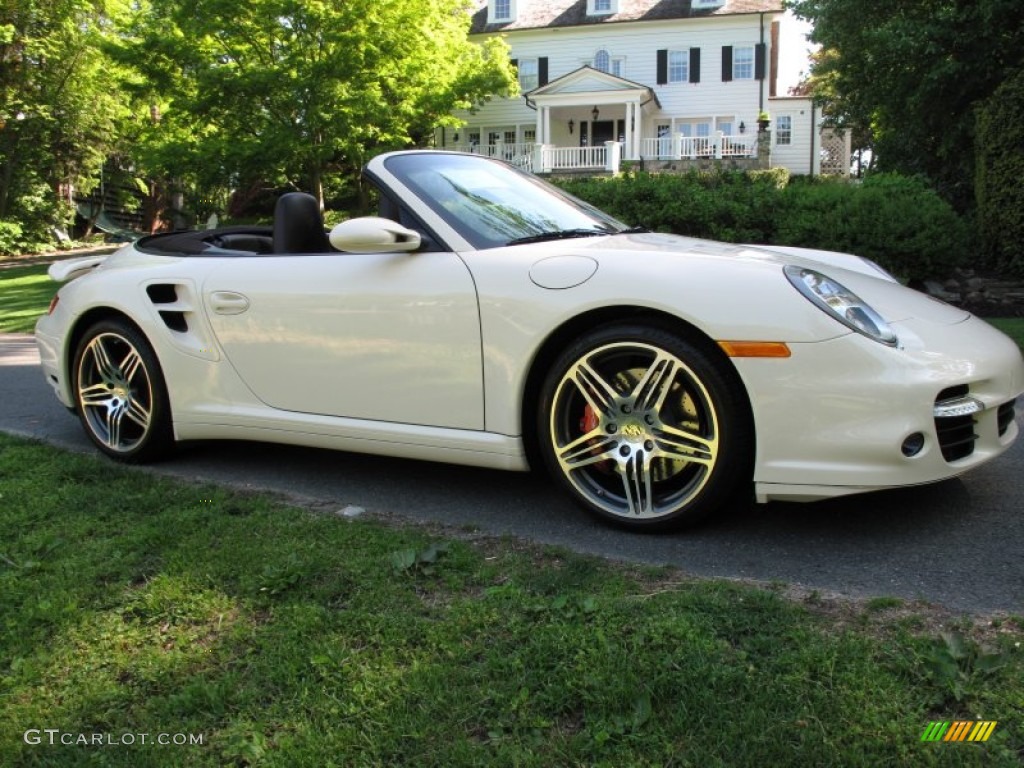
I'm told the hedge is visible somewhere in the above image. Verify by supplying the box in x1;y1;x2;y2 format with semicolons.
554;170;970;281
975;69;1024;277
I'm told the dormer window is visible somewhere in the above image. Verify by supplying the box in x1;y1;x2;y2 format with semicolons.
489;0;516;23
588;0;617;15
692;0;725;7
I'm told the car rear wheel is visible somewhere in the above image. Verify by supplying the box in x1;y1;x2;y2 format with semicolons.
73;319;173;462
538;324;752;531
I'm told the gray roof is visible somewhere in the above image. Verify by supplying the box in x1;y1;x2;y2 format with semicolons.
470;0;784;34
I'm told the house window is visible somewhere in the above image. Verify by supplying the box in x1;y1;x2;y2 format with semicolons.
668;51;688;82
732;46;755;79
523;127;536;143
776;115;792;145
490;0;514;22
588;0;617;14
594;49;625;76
518;59;538;91
718;120;733;135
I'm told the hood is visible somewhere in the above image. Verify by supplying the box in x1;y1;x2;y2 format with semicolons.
557;232;971;327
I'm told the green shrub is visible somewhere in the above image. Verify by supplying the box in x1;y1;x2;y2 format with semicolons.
554;170;969;280
556;170;780;244
777;174;969;279
0;177;70;256
975;69;1024;276
0;221;25;254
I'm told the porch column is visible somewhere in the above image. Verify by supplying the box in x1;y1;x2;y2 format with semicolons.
624;101;634;161
536;107;544;146
542;107;551;145
632;101;642;160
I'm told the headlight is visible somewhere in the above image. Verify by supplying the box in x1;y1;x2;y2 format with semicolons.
784;265;898;346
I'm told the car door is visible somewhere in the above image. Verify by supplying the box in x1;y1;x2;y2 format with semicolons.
203;248;483;430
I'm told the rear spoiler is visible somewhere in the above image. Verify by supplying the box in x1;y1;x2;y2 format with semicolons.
48;255;110;283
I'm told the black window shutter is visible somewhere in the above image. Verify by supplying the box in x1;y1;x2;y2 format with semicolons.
656;49;668;85
755;43;766;80
689;48;701;83
538;57;549;86
510;58;518;70
721;45;733;82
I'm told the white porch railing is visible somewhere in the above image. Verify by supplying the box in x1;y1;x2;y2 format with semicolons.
641;133;758;160
542;145;607;170
450;142;535;163
449;142;614;173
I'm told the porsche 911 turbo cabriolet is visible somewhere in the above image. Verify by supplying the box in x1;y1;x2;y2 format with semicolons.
36;150;1024;530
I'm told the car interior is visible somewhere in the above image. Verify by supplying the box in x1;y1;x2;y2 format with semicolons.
135;189;443;257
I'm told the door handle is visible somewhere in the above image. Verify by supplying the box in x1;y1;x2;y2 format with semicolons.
209;291;250;315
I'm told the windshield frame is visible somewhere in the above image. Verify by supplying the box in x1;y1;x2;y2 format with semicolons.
380;152;627;250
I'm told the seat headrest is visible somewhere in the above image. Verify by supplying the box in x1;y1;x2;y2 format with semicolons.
273;192;331;254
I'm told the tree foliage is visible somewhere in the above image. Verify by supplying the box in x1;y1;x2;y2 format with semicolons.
0;0;134;251
788;0;1024;210
116;0;517;206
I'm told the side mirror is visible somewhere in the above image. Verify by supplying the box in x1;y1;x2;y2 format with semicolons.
328;217;421;253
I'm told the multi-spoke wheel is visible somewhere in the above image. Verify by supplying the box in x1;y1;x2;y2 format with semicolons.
73;320;173;462
539;325;752;530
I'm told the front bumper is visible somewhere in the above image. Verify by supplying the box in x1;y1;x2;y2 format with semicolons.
736;315;1024;502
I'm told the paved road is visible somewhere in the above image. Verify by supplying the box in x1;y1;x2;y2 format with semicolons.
2;333;1022;615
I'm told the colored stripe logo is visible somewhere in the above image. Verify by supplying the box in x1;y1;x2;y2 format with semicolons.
921;721;997;742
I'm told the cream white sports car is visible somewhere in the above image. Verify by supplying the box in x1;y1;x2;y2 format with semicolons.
36;151;1024;530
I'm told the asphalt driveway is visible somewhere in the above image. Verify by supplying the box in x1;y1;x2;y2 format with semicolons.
2;332;1022;615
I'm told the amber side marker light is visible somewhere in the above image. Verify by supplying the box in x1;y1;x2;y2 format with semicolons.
718;341;791;358
47;294;60;315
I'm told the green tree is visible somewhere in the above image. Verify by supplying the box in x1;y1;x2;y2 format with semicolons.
788;0;1024;210
0;0;134;251
118;0;517;208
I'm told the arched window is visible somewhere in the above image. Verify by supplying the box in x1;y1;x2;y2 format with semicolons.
594;49;610;73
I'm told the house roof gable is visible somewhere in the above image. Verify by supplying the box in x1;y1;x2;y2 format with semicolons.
526;66;661;108
470;0;784;35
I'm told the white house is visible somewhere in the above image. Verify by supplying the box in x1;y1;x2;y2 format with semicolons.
437;0;844;176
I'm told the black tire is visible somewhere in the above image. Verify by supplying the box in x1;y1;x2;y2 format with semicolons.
537;323;752;531
72;319;174;463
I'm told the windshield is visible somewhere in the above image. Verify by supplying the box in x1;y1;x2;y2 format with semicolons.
382;152;627;249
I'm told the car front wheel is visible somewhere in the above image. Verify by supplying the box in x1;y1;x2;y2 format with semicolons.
538;324;752;531
73;319;173;462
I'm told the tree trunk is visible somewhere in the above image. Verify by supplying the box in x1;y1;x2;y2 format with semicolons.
309;164;324;211
0;154;15;219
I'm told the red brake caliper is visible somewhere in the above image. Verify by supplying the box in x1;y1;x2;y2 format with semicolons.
580;404;600;434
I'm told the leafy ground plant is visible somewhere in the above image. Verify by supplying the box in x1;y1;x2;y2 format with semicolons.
1;433;1022;766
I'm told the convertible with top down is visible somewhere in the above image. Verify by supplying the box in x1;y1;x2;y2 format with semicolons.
35;150;1024;530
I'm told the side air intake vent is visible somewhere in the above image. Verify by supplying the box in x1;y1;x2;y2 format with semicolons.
146;284;177;304
146;283;188;333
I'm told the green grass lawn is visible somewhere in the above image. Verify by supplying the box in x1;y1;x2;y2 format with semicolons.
985;317;1024;349
0;263;59;334
0;433;1022;766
